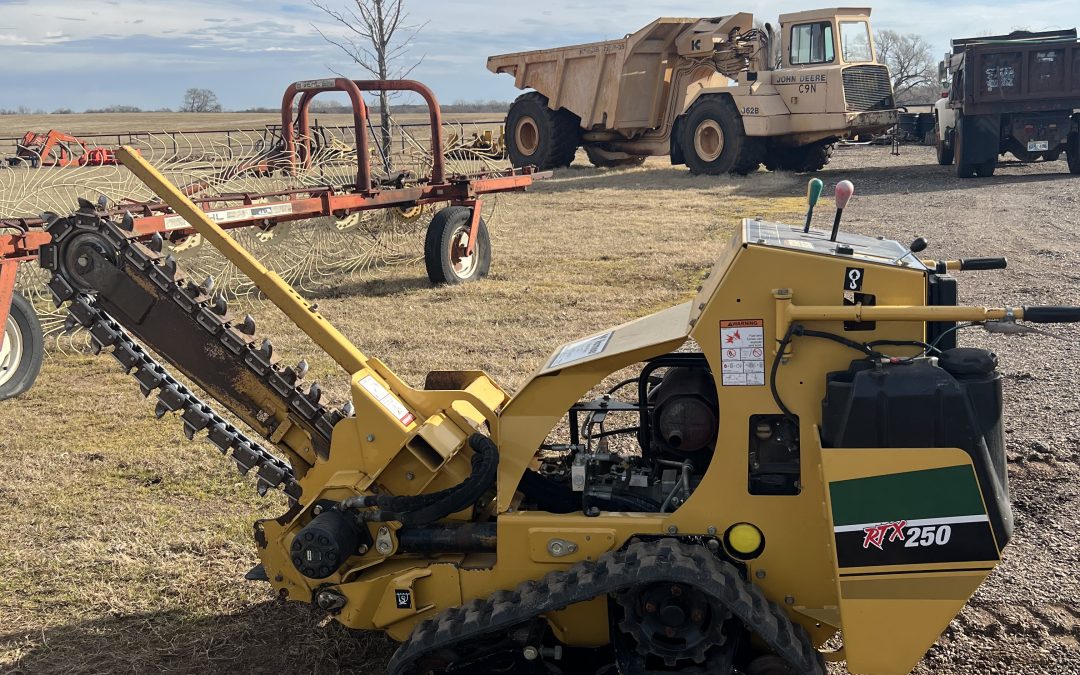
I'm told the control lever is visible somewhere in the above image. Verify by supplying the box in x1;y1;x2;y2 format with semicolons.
1021;306;1080;323
890;237;927;264
931;258;1009;273
829;180;853;242
803;178;823;233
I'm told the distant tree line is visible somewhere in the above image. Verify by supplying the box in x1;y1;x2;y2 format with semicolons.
1;95;509;116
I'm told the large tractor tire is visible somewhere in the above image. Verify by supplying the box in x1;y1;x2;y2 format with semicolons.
935;119;954;165
679;96;763;175
1067;131;1080;174
954;117;976;179
0;290;44;401
974;155;997;177
424;205;491;285
584;144;646;168
505;92;581;170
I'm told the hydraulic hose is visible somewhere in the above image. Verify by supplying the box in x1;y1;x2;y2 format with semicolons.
342;433;499;526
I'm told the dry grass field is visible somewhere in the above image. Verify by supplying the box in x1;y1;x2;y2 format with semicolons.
0;112;501;137
1;140;1078;674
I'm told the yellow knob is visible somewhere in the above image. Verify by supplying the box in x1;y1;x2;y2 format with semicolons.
726;523;764;557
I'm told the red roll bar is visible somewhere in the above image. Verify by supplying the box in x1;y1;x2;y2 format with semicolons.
281;78;446;193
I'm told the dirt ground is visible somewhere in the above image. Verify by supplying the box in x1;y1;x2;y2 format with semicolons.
0;143;1078;674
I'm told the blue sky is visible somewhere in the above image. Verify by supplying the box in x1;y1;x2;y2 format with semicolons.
1;0;1077;111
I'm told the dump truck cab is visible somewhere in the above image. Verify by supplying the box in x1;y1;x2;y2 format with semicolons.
488;7;896;175
682;8;895;150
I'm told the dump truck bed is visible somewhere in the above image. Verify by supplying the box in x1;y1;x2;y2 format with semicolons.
487;18;702;131
952;30;1080;114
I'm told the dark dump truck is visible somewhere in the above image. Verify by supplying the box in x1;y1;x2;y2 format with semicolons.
933;29;1080;177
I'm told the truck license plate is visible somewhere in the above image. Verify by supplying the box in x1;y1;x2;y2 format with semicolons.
1027;141;1049;152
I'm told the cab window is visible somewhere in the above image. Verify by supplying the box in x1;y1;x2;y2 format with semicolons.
840;21;873;62
790;22;835;65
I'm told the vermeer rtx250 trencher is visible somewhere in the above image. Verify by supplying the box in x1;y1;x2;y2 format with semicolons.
38;148;1080;674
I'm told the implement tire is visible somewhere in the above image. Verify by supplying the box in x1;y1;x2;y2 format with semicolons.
680;96;763;175
505;92;580;170
0;291;44;401
424;205;491;285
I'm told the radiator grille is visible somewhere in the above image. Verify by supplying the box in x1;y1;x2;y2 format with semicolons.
842;65;895;112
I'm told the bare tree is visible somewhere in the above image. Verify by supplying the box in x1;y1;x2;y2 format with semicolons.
875;30;935;103
182;88;223;113
310;0;426;156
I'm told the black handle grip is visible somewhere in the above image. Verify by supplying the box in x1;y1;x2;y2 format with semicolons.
1023;306;1080;323
959;257;1007;271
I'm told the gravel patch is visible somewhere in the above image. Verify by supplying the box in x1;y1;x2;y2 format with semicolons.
822;144;1080;674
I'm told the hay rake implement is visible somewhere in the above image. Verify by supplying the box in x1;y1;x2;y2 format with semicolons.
0;78;544;400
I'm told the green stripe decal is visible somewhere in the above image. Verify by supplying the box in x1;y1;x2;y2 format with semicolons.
830;465;985;526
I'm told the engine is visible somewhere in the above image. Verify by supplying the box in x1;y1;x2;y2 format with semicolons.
529;356;719;515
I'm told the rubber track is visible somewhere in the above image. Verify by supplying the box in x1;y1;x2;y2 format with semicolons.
387;538;825;674
40;207;351;502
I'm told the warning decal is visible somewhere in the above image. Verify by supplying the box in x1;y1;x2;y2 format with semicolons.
359;374;416;426
548;331;613;369
720;319;765;386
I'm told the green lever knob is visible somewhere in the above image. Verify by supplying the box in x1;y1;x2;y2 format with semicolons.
806;178;823;207
803;178;823;233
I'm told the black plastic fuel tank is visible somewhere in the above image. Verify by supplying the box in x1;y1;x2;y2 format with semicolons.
821;348;1011;548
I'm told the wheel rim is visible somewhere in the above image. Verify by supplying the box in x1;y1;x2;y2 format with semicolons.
0;314;24;388
515;116;540;156
395;204;423;221
448;226;477;279
694;120;725;162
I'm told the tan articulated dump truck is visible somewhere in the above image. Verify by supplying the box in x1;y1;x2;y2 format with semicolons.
488;8;897;174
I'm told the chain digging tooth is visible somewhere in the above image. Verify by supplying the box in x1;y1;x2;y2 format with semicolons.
77;197;96;213
149;232;164;253
200;276;215;294
64;315;80;335
238;314;256;336
89;319;120;349
258;463;286;489
296;359;309;380
48;276;75;306
342;401;354;417
163;254;178;279
232;442;259;475
258;338;273;359
120;211;134;232
307;382;322;405
211;292;228;316
284;482;303;501
207;423;237;453
134;364;165;396
180;405;214;440
111;341;142;373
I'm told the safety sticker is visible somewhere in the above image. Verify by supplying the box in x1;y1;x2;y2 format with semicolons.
720;319;765;386
548;331;613;369
394;589;412;609
163;202;294;231
359;374;416;426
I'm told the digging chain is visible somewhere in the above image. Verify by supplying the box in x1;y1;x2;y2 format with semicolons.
39;204;352;503
388;538;826;675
